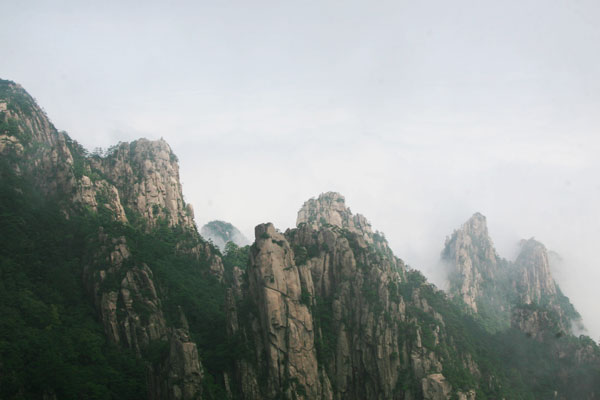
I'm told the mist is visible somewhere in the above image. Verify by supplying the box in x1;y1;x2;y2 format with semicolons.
2;0;599;340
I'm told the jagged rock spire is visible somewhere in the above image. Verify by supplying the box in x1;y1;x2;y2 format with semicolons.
442;213;581;338
442;212;499;312
513;238;557;304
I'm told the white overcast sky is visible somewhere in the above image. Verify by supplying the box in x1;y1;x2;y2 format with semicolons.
3;0;600;339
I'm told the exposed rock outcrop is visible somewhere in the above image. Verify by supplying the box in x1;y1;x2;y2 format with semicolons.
422;373;452;400
513;238;557;304
443;214;581;338
92;139;195;229
248;223;320;399
228;193;472;399
509;239;579;338
6;78;599;400
442;213;500;313
1;79;209;399
297;192;374;243
84;232;203;399
149;318;204;400
0;80;193;228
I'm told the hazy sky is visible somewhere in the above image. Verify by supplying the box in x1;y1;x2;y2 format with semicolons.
3;0;600;339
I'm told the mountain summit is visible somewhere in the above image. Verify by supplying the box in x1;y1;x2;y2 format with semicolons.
442;213;581;337
297;191;374;242
442;212;499;313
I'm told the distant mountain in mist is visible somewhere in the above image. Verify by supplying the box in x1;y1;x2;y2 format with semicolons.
200;220;250;251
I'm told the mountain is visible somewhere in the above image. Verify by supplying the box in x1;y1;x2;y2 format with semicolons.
200;220;250;251
441;213;501;315
442;213;581;337
0;79;221;399
1;79;599;399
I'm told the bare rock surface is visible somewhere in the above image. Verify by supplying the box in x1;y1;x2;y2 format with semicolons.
228;194;467;399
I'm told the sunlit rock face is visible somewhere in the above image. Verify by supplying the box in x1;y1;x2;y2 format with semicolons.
91;138;195;229
226;194;490;400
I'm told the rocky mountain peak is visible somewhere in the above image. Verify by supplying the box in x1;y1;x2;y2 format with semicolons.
513;238;557;304
1;80;195;230
509;238;582;339
443;214;581;338
93;138;195;229
443;213;496;260
442;212;499;313
296;191;373;242
462;212;488;238
0;79;58;147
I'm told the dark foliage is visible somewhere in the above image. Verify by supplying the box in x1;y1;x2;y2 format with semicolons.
0;161;145;399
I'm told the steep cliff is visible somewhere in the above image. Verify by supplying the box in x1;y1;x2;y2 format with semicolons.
442;213;581;338
0;80;78;199
227;193;487;399
513;238;557;304
225;195;600;399
2;80;600;400
296;191;375;243
91;139;196;229
0;80;197;230
509;238;581;340
0;79;219;399
442;213;503;315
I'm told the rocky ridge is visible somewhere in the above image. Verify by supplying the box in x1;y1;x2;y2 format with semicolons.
3;79;600;399
442;213;580;337
0;80;196;230
442;213;500;313
91;139;196;229
227;193;482;399
0;79;216;399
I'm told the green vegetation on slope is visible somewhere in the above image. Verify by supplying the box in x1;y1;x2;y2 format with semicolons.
0;160;145;399
0;152;242;399
399;269;600;399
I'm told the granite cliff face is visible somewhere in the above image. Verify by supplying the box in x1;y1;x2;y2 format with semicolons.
81;231;204;399
3;79;600;399
512;238;558;304
510;238;579;339
0;81;78;199
442;213;580;338
91;139;195;229
0;79;212;399
442;213;500;313
0;80;195;230
227;193;483;399
296;191;374;243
